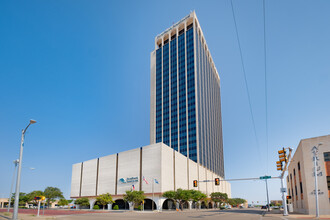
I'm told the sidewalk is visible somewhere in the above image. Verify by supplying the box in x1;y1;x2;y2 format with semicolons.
264;209;330;219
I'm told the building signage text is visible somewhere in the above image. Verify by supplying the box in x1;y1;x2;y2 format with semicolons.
119;177;138;184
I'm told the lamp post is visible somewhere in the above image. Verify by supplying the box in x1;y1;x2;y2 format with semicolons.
8;160;19;212
12;119;36;220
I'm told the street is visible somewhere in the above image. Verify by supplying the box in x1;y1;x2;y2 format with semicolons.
1;208;325;220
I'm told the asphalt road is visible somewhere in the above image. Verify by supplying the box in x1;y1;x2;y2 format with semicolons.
55;209;276;220
1;208;324;220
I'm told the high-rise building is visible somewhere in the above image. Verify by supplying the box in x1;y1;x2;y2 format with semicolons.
150;12;224;177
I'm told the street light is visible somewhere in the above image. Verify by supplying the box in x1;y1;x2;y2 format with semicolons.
8;161;35;212
12;119;37;220
7;160;19;212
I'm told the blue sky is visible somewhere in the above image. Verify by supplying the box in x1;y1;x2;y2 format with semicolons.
0;0;329;204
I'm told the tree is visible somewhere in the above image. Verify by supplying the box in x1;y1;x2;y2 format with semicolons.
190;190;207;209
26;190;45;205
210;192;228;205
162;191;176;201
123;191;145;210
96;193;114;210
44;187;64;208
74;198;90;207
176;189;192;210
11;192;28;206
57;199;69;207
163;189;194;211
228;198;246;207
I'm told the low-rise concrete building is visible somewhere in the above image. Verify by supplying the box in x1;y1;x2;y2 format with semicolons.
0;198;8;209
70;143;231;210
286;134;330;215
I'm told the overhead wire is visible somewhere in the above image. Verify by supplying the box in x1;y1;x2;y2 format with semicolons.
230;0;262;161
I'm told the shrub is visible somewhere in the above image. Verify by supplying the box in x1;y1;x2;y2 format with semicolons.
136;205;142;210
113;205;119;210
93;205;99;210
220;206;226;210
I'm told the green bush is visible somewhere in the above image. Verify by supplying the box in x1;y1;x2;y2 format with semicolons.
113;205;119;210
93;205;99;210
220;206;226;210
136;205;142;210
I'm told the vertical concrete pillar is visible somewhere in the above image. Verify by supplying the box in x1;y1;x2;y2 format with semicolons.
89;199;96;210
129;202;134;211
107;203;112;210
188;201;192;209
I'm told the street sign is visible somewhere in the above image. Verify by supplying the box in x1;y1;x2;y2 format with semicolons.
260;176;271;180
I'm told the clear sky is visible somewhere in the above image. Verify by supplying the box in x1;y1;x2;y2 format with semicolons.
0;0;329;204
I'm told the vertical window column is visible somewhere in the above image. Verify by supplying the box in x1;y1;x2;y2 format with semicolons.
178;26;187;156
170;32;178;151
162;40;170;146
155;44;163;143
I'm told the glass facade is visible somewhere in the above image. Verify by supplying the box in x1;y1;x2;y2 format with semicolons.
153;18;224;177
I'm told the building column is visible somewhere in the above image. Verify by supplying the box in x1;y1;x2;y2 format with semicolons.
188;201;192;209
89;198;96;210
176;201;180;210
107;203;112;210
154;196;164;211
128;202;134;211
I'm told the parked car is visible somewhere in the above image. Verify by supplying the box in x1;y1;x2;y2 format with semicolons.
261;206;267;209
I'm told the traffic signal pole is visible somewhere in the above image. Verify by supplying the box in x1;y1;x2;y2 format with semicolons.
278;147;292;216
265;179;270;212
280;176;288;216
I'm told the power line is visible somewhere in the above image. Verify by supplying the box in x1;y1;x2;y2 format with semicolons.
263;0;269;174
230;0;262;160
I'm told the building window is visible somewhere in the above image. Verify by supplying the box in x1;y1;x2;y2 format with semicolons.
287;176;289;183
324;152;330;161
327;176;330;190
300;182;303;193
293;169;296;176
298;162;300;170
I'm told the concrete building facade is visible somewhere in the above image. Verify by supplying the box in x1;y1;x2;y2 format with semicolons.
286;135;330;215
150;11;224;177
70;143;231;210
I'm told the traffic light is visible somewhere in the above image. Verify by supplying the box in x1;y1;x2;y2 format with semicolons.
278;148;287;163
193;180;198;187
215;178;220;185
286;196;291;199
276;161;283;171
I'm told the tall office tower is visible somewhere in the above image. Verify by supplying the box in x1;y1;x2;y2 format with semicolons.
150;12;224;177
